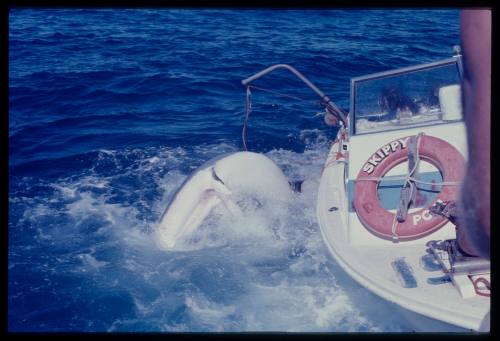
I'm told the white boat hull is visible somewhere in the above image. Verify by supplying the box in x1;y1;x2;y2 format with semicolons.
316;125;490;332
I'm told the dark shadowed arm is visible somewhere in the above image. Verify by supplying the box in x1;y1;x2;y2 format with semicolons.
457;9;491;259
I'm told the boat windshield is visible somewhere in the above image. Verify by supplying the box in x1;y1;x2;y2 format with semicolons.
350;58;463;135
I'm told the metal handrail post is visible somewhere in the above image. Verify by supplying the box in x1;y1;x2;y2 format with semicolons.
241;64;347;127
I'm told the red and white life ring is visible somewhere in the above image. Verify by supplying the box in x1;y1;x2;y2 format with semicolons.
353;134;465;240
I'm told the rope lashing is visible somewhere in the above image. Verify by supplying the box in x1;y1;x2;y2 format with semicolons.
241;84;323;151
392;133;422;239
354;176;460;187
247;85;318;104
240;64;348;150
242;85;252;151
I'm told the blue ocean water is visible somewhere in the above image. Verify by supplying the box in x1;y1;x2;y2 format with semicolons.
9;9;460;332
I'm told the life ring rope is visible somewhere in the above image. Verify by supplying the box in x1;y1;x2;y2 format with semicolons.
390;212;399;240
353;133;465;241
354;132;460;187
331;131;462;241
354;176;461;187
391;133;422;240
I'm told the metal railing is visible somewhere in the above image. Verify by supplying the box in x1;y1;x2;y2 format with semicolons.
241;64;348;127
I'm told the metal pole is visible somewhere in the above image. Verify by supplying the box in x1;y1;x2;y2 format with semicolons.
242;64;347;127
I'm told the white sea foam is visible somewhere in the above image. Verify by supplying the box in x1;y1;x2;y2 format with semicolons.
77;253;109;270
12;138;418;332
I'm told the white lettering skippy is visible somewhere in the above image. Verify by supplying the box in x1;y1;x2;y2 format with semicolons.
362;137;409;174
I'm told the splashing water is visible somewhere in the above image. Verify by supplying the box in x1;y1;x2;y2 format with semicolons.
9;130;419;332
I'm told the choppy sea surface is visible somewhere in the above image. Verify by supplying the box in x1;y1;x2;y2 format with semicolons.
9;9;461;332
